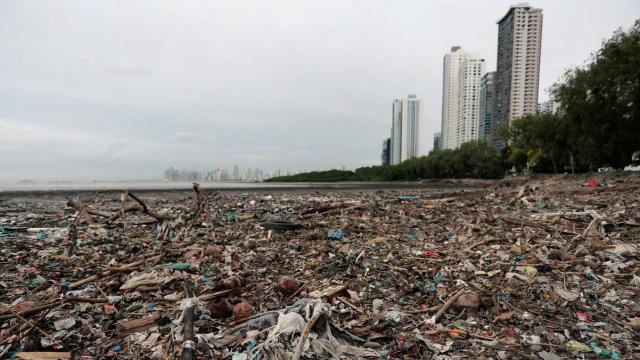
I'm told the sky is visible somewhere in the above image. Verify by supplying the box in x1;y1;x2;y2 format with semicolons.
0;0;638;181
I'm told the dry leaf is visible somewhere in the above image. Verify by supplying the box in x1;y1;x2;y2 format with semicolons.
493;311;515;323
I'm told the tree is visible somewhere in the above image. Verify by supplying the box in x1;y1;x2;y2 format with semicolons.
553;20;640;170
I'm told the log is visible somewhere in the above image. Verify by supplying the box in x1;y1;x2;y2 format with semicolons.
17;352;71;360
117;314;161;335
181;281;195;360
0;297;108;321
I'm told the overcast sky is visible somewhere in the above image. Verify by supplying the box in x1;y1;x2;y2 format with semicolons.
1;0;637;181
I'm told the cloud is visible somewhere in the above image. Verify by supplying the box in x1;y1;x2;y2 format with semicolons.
173;131;204;142
0;0;638;181
104;66;153;78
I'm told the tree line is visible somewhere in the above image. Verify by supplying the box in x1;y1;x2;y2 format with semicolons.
266;141;504;182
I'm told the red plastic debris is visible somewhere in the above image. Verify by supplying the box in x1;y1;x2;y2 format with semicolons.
588;179;600;187
576;312;591;322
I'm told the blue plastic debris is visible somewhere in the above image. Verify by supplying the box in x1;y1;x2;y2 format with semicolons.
7;347;22;358
246;338;258;352
0;227;18;241
327;230;344;239
27;278;44;287
113;344;121;352
403;233;416;240
398;195;418;201
589;341;620;359
35;231;48;240
154;263;191;271
227;212;237;222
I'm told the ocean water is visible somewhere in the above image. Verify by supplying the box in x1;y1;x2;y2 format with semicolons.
0;180;417;193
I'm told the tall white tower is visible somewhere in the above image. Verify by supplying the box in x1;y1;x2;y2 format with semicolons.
390;95;422;164
441;47;485;149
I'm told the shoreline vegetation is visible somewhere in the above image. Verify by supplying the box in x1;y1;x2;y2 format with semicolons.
269;20;640;183
267;141;503;182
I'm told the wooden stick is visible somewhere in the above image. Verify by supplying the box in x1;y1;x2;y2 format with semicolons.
116;314;161;335
292;305;324;360
427;289;464;324
181;281;195;360
196;289;234;301
68;255;162;289
285;283;305;303
0;297;108;321
0;304;56;342
500;217;553;231
129;192;174;221
336;296;364;314
407;304;442;314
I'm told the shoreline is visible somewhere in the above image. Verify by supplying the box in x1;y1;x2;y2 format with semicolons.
0;180;491;201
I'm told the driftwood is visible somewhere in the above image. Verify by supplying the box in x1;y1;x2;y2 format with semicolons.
68;254;163;290
499;217;554;231
181;281;195;360
301;203;353;216
427;289;465;324
67;192;174;224
117;313;162;335
292;303;326;360
0;297;109;321
16;352;71;360
128;192;174;221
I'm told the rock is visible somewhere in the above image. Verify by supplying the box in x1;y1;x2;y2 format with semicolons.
208;299;234;319
205;244;225;257
220;276;241;290
277;275;300;295
233;301;253;320
454;291;481;311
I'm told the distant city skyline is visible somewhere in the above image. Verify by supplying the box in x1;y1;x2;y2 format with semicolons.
1;1;637;180
163;165;304;182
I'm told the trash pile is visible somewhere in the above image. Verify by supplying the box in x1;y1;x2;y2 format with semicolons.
1;173;639;359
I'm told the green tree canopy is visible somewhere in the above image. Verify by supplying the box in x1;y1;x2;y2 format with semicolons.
552;19;640;170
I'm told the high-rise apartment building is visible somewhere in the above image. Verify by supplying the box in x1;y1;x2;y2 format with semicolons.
479;72;496;142
390;95;422;165
457;57;486;147
537;100;558;114
441;46;485;149
381;138;391;166
494;3;543;146
433;132;442;151
390;99;403;165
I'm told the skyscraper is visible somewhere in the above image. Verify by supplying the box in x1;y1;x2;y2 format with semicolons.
494;3;543;147
457;57;486;147
381;138;391;166
441;46;485;149
433;132;442;151
479;72;496;142
389;95;422;165
390;99;402;165
537;100;558;114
